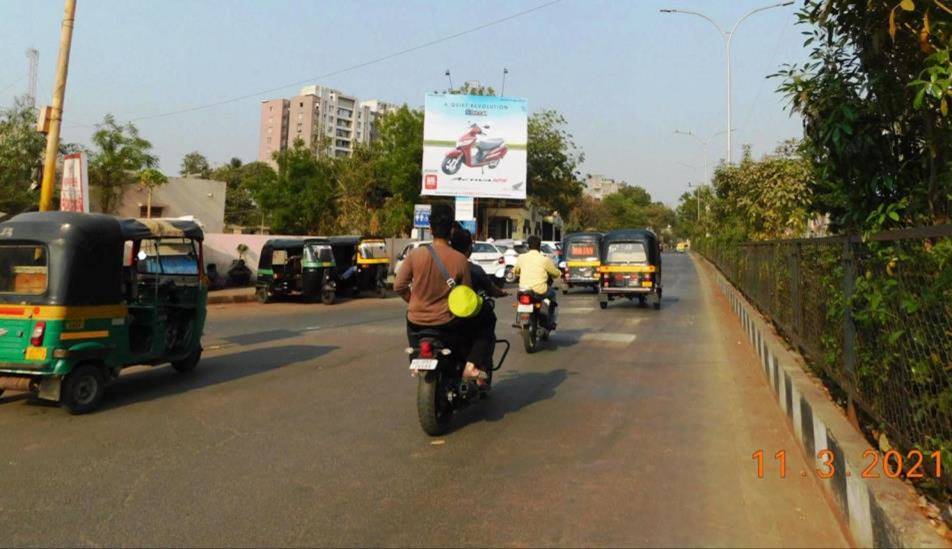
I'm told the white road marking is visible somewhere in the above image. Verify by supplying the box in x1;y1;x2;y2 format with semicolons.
304;326;322;331
561;307;596;313
580;332;637;344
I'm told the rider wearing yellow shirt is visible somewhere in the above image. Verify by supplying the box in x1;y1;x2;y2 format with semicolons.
514;235;562;329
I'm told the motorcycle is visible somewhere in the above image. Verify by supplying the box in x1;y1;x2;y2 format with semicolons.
407;298;510;436
514;289;556;353
441;123;508;175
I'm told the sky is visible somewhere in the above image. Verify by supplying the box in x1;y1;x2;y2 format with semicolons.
0;0;809;207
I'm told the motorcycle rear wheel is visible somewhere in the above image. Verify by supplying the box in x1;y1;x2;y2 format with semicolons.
417;372;452;436
521;318;537;353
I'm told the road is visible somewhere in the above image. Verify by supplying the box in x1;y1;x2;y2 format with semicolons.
0;254;849;547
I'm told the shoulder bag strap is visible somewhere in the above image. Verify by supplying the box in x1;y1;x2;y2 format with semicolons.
424;244;456;288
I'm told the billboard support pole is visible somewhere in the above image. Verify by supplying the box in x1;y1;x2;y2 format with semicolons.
38;0;77;212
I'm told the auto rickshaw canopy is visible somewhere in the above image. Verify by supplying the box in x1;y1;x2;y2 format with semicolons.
0;212;204;306
600;229;661;265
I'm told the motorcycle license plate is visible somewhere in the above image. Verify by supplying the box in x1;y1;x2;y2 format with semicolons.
517;304;534;313
410;358;438;371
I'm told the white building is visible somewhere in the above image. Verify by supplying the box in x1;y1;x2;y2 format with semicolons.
92;176;227;233
584;174;626;200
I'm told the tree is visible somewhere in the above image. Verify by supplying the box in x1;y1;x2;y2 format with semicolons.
253;139;336;234
180;151;211;178
775;1;952;228
599;185;675;231
526;109;584;214
88;115;157;213
372;106;425;235
0;97;45;215
211;158;276;227
137;167;168;218
566;195;607;231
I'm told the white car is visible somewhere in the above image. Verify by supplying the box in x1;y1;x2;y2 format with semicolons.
394;240;506;280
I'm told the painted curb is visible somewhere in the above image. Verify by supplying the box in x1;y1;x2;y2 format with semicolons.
698;255;948;548
207;291;256;305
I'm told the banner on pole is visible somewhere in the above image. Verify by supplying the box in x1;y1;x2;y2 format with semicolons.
421;93;527;200
413;204;431;228
59;152;89;213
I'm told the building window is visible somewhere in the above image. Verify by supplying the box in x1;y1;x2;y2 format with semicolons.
139;205;164;217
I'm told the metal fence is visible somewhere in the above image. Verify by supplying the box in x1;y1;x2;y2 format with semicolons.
700;225;952;479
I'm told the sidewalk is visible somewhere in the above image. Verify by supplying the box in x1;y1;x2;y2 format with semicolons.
207;287;256;304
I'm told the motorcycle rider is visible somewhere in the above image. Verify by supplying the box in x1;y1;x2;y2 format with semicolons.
393;205;486;382
514;235;562;330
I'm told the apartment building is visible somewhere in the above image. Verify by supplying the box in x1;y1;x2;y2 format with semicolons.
258;85;393;165
258;99;289;165
584;174;626;200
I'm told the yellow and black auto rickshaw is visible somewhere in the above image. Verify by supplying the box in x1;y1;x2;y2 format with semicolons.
597;229;662;310
330;236;389;298
0;212;207;414
560;231;603;294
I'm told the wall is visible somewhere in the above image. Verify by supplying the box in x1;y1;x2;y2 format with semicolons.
92;176;227;233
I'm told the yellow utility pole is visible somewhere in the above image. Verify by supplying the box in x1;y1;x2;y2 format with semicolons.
38;0;77;212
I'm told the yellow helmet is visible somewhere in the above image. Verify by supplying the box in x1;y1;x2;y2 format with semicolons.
448;285;482;318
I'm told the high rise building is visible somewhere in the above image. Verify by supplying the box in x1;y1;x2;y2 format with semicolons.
258;99;289;165
258;85;393;166
583;174;626;200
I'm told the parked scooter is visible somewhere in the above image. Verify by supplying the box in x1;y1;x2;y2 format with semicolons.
441;123;508;175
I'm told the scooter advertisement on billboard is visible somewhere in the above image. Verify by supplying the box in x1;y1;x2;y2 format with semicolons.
421;93;527;200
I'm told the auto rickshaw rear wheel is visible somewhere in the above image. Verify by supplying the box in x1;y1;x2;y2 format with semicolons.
171;349;202;373
599;301;608;310
321;289;335;305
61;363;106;414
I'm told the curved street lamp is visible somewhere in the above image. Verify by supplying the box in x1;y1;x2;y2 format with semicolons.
661;2;793;164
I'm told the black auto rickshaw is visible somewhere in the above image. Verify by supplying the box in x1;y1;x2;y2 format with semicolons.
0;212;207;414
597;229;662;310
256;238;304;303
330;236;389;298
560;231;603;294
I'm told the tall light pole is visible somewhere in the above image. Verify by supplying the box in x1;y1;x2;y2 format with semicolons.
39;0;77;212
445;69;454;91
674;129;732;184
501;68;509;96
661;2;793;164
688;182;701;222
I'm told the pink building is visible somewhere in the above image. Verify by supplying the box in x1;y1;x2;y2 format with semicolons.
258;99;289;166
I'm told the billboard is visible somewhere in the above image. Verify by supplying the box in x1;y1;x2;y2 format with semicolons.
421;93;527;200
59;152;89;213
413;204;431;228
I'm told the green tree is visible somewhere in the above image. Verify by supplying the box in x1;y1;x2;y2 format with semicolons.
600;185;674;231
89;115;157;213
137;167;168;218
527;109;584;214
373;106;424;235
211;158;275;227
254;139;336;234
0;97;45;215
180;150;211;178
775;1;952;228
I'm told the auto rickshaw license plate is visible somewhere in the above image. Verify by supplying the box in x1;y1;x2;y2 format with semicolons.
25;346;47;360
410;359;438;371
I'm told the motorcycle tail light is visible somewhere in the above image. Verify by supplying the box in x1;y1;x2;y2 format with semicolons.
31;321;46;347
419;341;434;358
497;257;505;264
518;294;532;305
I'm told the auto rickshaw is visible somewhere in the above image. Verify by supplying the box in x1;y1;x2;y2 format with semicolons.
330;236;389;298
0;211;207;414
560;231;603;294
255;238;305;303
256;238;338;304
597;229;662;310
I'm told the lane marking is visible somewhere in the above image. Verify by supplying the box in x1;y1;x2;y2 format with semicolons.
580;332;636;344
560;306;595;314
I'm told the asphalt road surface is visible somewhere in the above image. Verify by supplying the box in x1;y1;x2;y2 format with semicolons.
0;254;850;547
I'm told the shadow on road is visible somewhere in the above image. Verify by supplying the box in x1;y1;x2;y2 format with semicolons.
94;344;337;411
451;368;572;431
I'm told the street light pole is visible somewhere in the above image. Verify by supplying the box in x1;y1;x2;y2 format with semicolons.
38;0;77;212
661;2;793;164
501;68;508;96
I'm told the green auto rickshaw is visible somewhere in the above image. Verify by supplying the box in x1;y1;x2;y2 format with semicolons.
330;236;389;298
256;238;337;304
0;212;207;414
